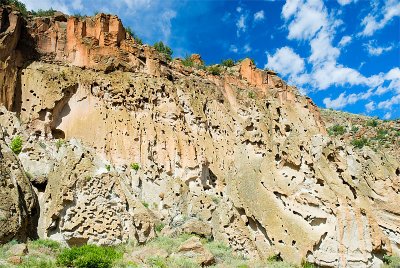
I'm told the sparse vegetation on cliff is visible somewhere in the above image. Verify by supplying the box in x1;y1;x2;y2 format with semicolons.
125;27;143;45
207;65;222;76
31;8;56;17
221;59;235;67
1;0;28;16
154;41;173;61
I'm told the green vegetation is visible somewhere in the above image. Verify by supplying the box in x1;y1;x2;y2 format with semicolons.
30;239;61;251
383;254;400;268
248;91;255;99
181;55;195;67
10;135;23;155
366;119;379;127
155;222;165;233
57;244;122;268
351;137;369;149
221;59;235;67
142;201;149;208
350;126;359;133
153;41;173;61
72;13;87;19
301;259;316;268
1;0;28;16
105;165;111;172
130;162;140;171
207;65;222;76
327;124;346;136
125;27;143;45
31;8;56;17
55;139;65;150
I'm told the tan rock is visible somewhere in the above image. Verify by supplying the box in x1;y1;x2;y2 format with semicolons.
7;256;22;265
7;243;28;256
177;236;215;266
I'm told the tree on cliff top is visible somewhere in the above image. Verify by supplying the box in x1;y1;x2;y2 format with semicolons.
154;41;173;61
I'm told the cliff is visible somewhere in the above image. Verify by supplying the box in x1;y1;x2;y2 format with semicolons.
0;5;399;267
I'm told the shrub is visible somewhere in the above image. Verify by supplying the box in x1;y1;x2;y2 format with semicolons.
142;201;149;208
130;163;140;171
207;65;222;76
125;27;142;45
1;0;28;16
181;55;194;67
155;223;165;233
147;256;167;268
351;137;369;148
56;244;122;268
248;91;255;99
153;41;173;61
105;165;111;172
56;139;65;150
31;8;56;17
221;59;235;67
350;126;359;133
10;135;23;155
383;254;400;267
327;124;346;136
366;119;378;127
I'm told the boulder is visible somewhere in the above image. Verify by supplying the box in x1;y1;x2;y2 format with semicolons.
177;237;215;266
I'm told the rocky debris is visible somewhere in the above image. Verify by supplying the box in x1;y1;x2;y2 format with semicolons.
7;255;22;265
7;243;28;256
0;7;398;268
176;236;215;266
126;247;169;264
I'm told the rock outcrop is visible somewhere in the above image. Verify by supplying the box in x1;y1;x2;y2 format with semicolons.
0;6;399;268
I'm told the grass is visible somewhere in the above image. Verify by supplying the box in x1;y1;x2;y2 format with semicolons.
327;124;346;136
130;163;140;171
383;254;400;268
221;59;235;67
351;137;369;149
366;119;379;127
207;65;222;76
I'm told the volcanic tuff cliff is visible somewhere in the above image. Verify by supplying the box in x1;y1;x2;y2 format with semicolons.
0;5;399;268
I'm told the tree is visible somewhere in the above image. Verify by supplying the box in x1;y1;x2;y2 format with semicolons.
153;41;173;61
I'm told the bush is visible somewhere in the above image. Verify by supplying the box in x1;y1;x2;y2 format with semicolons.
153;41;173;61
155;223;165;233
207;65;222;76
350;126;359;133
130;163;140;171
31;8;56;17
351;137;369;149
327;124;346;136
56;244;122;268
10;135;23;155
366;119;378;127
221;59;235;67
248;91;255;99
181;55;194;67
383;254;400;267
1;0;28;16
105;165;111;172
125;27;142;45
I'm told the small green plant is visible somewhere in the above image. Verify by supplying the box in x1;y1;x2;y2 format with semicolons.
142;201;149;208
56;244;122;268
366;119;379;127
25;171;33;180
248;91;255;99
181;55;194;67
383;254;400;267
55;139;65;150
327;124;346;136
350;126;359;133
351;137;369;149
207;65;222;76
130;162;140;171
301;259;315;268
10;135;23;155
221;59;235;67
125;26;143;45
267;253;283;262
105;165;111;172
375;129;389;140
155;222;165;233
153;41;173;61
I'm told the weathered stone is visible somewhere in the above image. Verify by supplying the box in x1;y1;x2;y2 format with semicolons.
7;255;22;265
177;236;215;266
7;243;28;256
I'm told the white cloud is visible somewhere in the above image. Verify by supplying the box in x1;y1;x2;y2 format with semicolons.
236;6;242;13
378;94;400;110
338;35;352;47
360;0;400;36
364;41;394;56
323;90;373;109
365;101;375;112
229;45;238;53
282;0;328;40
265;47;305;77
244;44;252;53
236;14;247;36
337;0;357;6
254;10;265;22
383;112;392;119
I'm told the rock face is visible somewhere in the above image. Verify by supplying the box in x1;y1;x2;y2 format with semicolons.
0;130;38;243
0;7;399;268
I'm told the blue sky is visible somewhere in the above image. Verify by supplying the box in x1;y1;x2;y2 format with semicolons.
22;0;400;119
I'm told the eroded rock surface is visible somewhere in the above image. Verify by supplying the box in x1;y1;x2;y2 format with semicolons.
0;7;399;268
